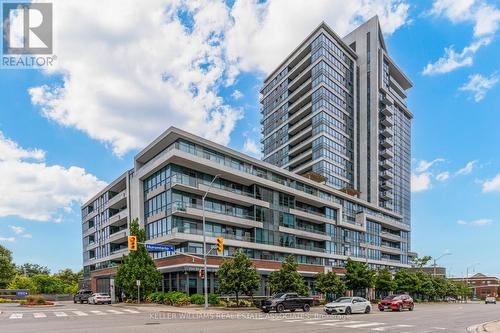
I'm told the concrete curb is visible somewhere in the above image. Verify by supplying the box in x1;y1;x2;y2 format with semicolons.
468;320;500;332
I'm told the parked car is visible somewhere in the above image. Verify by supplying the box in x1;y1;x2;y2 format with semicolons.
73;290;93;304
324;297;372;315
485;296;497;304
378;294;414;311
88;293;112;305
261;293;314;313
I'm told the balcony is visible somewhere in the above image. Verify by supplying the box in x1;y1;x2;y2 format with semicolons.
380;127;393;138
381;191;394;200
83;226;96;237
379;94;393;106
288;125;312;147
289;207;334;225
278;225;330;242
379;159;394;170
380;149;394;159
380;180;393;190
380;231;403;242
380;107;393;116
380;137;394;148
108;230;128;243
108;210;128;226
380;202;394;211
380;115;393;127
380;170;394;180
357;212;410;232
171;202;263;229
108;190;127;208
381;244;402;255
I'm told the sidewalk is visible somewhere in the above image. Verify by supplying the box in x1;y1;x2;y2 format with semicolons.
112;302;262;314
469;320;500;332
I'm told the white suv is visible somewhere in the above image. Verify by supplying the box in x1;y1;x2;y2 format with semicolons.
485;296;497;304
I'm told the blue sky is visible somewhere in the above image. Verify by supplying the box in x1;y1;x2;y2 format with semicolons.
0;0;499;277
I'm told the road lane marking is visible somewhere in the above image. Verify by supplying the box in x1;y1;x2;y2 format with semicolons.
73;311;88;316
54;312;67;317
90;310;106;315
303;319;342;324
106;309;124;314
9;313;23;319
321;320;361;326
431;328;447;330
344;322;385;328
372;324;414;331
121;309;140;314
33;312;47;318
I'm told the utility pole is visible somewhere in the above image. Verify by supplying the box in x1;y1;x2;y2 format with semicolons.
202;174;220;310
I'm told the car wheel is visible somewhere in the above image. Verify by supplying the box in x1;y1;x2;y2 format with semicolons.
262;309;270;313
276;304;285;313
290;309;295;312
409;304;414;311
73;299;77;304
80;300;83;304
345;307;352;315
365;306;371;314
303;304;310;312
379;308;384;312
398;304;403;312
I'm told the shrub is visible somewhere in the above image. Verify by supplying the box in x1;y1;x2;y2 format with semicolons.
190;294;204;305
238;299;253;307
147;291;168;304
36;298;46;304
27;295;46;303
208;293;220;305
163;292;190;306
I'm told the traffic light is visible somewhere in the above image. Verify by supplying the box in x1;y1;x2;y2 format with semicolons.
128;236;137;251
215;237;224;255
199;269;205;279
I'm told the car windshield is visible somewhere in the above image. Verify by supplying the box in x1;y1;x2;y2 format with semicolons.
334;297;353;303
384;295;401;300
96;294;109;296
271;293;285;299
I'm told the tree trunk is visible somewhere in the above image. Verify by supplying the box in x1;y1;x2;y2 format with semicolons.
236;292;239;308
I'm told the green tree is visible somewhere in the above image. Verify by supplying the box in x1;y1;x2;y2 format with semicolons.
375;267;396;295
54;268;81;294
431;276;448;300
315;271;346;301
31;274;64;294
16;263;50;277
394;269;419;294
268;255;308;296
344;258;375;292
8;275;36;292
115;219;161;301
410;255;432;268
415;271;435;299
216;250;260;305
0;245;16;288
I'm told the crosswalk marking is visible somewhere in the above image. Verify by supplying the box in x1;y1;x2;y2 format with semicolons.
33;312;47;318
321;320;362;326
9;313;23;319
54;312;67;317
304;319;342;324
73;311;88;316
106;309;124;314
371;324;414;331
90;310;107;315
344;322;385;328
121;309;140;314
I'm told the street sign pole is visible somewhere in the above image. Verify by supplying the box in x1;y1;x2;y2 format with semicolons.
136;280;140;304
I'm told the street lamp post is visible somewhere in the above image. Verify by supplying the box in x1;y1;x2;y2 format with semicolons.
433;252;452;277
466;263;480;300
202;174;220;310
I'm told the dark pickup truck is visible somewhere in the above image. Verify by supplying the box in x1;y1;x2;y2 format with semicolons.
262;293;314;313
73;289;93;304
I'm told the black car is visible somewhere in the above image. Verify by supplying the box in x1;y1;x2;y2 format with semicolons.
73;290;93;304
262;293;314;313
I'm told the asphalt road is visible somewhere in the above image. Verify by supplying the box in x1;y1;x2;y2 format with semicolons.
0;301;498;332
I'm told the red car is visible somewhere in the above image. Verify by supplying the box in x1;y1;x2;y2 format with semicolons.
378;294;414;311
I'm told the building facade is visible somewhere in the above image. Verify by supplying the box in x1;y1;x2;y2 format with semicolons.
450;273;499;298
261;17;412;225
82;127;410;296
82;17;413;297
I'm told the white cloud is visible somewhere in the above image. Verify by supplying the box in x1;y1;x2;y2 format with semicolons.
243;138;261;157
9;225;25;235
459;73;499;102
22;234;33;239
483;174;500;192
457;218;493;226
456;160;476;175
436;171;450;181
411;172;432;192
415;158;445;173
0;236;16;243
231;90;243;100
28;0;410;156
0;131;106;221
430;0;500;37
422;38;490;75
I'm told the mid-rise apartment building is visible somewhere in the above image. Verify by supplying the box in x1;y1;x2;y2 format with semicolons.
81;17;413;296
